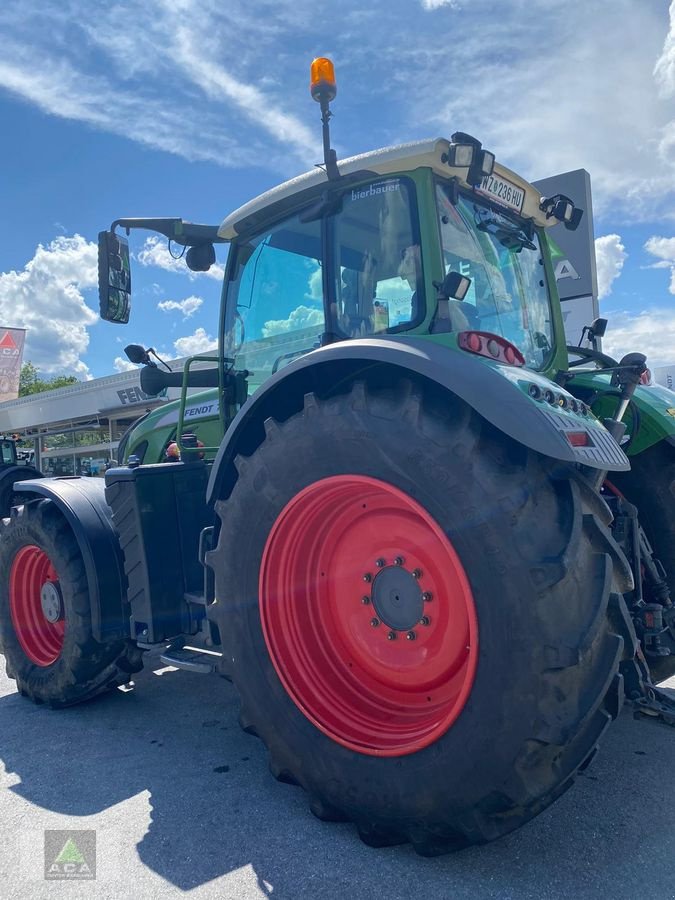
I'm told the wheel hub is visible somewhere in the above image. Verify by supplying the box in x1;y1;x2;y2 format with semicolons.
371;565;423;632
40;581;63;624
260;475;479;757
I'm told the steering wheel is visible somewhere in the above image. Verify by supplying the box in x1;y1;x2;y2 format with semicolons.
567;345;619;369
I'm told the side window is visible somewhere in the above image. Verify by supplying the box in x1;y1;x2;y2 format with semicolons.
226;214;325;392
332;178;423;337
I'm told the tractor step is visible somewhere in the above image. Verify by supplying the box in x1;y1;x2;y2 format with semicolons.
159;644;222;674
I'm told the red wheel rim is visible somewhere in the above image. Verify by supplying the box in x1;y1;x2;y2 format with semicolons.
260;475;478;756
9;545;65;666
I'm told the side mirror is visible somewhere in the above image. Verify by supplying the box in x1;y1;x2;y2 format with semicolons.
589;317;607;339
437;270;471;301
98;231;131;324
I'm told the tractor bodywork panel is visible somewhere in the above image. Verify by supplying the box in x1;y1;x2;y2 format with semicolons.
569;371;675;456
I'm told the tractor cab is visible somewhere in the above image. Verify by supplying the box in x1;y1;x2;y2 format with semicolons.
0;438;17;466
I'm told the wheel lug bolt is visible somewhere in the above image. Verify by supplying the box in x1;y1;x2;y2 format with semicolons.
375;558;385;568
420;616;430;626
422;592;432;602
406;631;417;641
387;631;397;641
394;556;404;566
412;569;422;579
370;617;380;627
363;573;372;583
361;596;371;605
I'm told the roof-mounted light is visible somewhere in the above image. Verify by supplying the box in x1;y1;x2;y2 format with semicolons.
310;58;339;181
539;193;583;231
444;132;495;187
310;57;337;103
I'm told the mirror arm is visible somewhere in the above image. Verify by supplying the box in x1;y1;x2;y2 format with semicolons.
110;218;228;246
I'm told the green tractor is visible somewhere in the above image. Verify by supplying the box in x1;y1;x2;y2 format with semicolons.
0;435;43;517
2;58;675;854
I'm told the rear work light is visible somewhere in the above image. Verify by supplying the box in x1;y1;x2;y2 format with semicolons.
565;431;594;448
457;331;525;366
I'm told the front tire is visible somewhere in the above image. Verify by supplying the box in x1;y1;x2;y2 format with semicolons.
208;379;630;853
0;499;143;707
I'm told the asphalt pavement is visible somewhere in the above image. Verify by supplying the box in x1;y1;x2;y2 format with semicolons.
2;651;675;900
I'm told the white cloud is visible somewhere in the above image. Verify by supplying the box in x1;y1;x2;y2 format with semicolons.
0;235;98;375
262;305;324;337
644;235;675;294
173;327;218;356
157;296;204;318
654;0;675;98
137;237;225;281
113;356;138;372
1;1;673;222
595;234;627;299
603;308;675;368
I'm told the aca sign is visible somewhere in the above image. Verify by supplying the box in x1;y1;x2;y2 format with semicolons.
0;328;26;403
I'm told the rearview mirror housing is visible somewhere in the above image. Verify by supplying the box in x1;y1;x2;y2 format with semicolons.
98;231;131;323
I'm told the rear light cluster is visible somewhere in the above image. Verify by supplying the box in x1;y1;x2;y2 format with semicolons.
527;383;589;415
457;331;525;366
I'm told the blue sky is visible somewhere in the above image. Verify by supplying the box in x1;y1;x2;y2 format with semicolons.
1;0;674;378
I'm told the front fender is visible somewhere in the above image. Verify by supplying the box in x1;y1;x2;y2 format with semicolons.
569;372;675;456
14;477;127;642
207;336;629;505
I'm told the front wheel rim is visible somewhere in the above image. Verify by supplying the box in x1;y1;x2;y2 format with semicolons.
9;545;65;666
260;475;479;756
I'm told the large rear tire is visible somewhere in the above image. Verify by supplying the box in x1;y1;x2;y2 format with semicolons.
208;379;632;853
0;499;143;707
612;442;675;683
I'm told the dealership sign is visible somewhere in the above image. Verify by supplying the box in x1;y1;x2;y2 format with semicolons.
0;328;26;403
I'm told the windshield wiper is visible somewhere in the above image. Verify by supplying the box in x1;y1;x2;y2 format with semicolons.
474;207;536;252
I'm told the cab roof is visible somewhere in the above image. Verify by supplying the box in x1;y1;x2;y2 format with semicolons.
219;137;558;240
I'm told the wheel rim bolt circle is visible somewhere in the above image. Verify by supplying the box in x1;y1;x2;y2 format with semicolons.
422;592;432;602
394;556;404;566
370;617;380;627
412;569;422;579
363;573;372;583
375;558;385;568
361;596;371;605
420;616;431;626
387;631;397;641
406;631;417;641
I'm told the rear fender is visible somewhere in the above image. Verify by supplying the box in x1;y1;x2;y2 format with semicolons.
13;477;128;642
207;336;629;505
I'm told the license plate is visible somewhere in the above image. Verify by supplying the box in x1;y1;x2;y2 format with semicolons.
476;173;525;213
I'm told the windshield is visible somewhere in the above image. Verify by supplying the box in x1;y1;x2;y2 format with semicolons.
436;182;554;369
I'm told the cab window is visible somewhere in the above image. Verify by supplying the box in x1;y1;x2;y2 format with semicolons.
225;213;325;393
331;177;423;337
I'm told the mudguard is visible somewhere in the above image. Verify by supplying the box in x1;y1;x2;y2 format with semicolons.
569;371;675;456
13;477;128;642
207;336;629;505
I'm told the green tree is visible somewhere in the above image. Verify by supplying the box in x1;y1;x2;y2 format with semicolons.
19;362;79;397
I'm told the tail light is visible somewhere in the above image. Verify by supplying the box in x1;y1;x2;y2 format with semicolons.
458;331;525;366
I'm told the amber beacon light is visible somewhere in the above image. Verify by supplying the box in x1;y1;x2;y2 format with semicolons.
310;57;337;102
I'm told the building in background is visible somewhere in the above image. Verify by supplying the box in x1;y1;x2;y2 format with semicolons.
0;357;208;475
